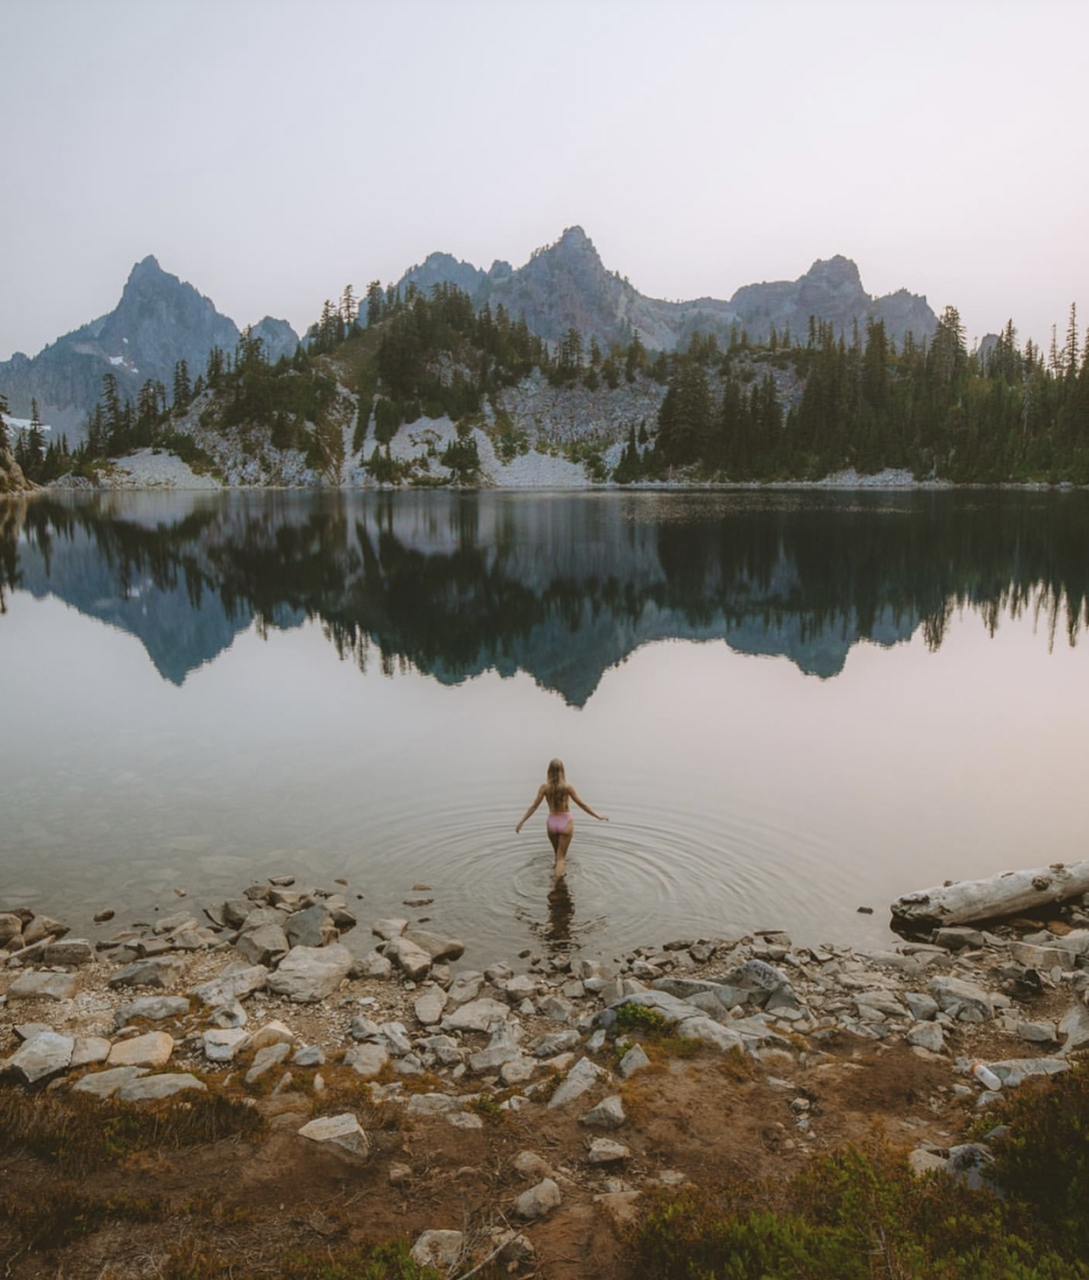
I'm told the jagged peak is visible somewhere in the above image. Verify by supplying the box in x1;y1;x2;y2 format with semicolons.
802;255;863;288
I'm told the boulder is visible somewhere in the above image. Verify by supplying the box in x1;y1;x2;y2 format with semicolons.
441;998;509;1034
588;1138;630;1164
371;918;408;940
618;1044;651;1079
43;938;94;966
245;1042;291;1083
107;1032;175;1069
547;1057;605;1109
531;1030;582;1058
354;951;393;980
410;1230;464;1270
345;1044;389;1078
413;987;448;1027
906;1022;946;1053
404;930;465;962
513;1178;561;1221
203;1029;249;1063
987;1058;1070;1088
114;996;190;1027
3;1031;74;1084
929;976;994;1022
384;936;432;981
248;1020;297;1051
72;1066;149;1098
1060;1002;1089;1055
109;957;186;990
70;1036;111;1068
298;1113;370;1160
580;1095;627;1129
7;971;79;1001
674;1016;745;1052
191;964;268;1007
285;905;338;949
116;1073;206;1102
234;924;289;968
0;913;23;947
268;944;352;1002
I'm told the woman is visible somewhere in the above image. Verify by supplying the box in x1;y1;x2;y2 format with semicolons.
515;758;609;878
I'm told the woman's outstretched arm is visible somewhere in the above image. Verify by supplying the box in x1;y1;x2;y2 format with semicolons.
568;786;609;822
515;784;547;833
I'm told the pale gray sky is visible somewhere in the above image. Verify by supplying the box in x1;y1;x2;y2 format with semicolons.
3;0;1087;362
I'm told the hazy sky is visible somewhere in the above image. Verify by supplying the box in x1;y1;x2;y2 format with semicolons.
3;0;1087;362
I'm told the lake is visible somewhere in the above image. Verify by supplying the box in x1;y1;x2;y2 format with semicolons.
1;488;1086;965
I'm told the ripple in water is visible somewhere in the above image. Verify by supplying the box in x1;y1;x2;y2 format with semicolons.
351;795;840;963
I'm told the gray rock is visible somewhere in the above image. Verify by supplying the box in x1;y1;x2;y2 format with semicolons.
0;913;23;947
987;1058;1070;1088
903;991;940;1021
109;956;186;990
43;938;94;967
446;972;484;1005
375;1022;413;1057
3;1031;74;1083
469;1024;523;1073
345;1043;389;1077
618;1044;651;1079
675;1016;746;1052
413;987;448;1026
203;1029;249;1062
239;906;288;933
292;1044;325;1067
514;1177;562;1220
446;1111;484;1129
909;1147;947;1175
500;1057;537;1086
7;971;79;1000
268;944;353;1002
245;1042;291;1083
410;1230;464;1270
929;976;994;1022
191;964;268;1006
906;1022;946;1052
355;950;393;980
286;905;338;949
234;924;289;968
441;998;509;1034
580;1095;627;1129
1009;941;1079;971
1017;1020;1057;1043
298;1113;370;1160
588;1138;630;1164
114;996;191;1027
532;1030;582;1058
945;1143;994;1191
547;1057;605;1109
404;930;465;962
419;1035;463;1066
407;1093;462;1115
70;1036;111;1068
116;1073;207;1102
538;994;575;1022
107;1031;175;1069
512;1150;552;1180
13;1022;52;1041
371;918;408;940
209;999;248;1028
72;1066;150;1098
1059;1002;1089;1054
153;911;198;935
384;936;433;981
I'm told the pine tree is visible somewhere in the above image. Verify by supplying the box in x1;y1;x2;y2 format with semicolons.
173;359;192;409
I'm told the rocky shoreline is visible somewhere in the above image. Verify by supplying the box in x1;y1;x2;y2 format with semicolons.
3;872;1089;1275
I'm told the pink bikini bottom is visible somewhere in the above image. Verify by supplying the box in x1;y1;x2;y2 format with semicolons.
547;812;572;835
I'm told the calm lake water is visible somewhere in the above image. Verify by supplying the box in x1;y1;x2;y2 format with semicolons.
1;488;1086;964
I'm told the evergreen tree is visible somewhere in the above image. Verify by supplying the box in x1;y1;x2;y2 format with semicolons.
172;359;192;409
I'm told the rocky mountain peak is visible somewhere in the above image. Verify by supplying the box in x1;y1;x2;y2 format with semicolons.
801;255;863;295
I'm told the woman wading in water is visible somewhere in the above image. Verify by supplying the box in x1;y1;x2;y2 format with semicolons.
515;758;609;878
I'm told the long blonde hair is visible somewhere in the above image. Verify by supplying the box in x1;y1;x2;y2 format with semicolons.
546;758;568;809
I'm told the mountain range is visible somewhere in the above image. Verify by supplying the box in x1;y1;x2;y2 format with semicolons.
0;229;937;436
0;257;299;435
395;226;937;353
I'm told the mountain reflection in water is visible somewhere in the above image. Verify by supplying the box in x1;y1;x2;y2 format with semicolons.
3;489;1087;703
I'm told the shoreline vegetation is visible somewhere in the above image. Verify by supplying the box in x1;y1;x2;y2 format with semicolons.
2;864;1088;1278
2;282;1087;496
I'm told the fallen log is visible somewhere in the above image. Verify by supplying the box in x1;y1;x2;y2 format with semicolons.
890;859;1089;929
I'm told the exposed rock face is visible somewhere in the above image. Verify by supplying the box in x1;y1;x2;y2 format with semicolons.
0;257;298;434
391;227;936;352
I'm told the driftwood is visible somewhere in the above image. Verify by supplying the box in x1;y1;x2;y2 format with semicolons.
890;859;1089;928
